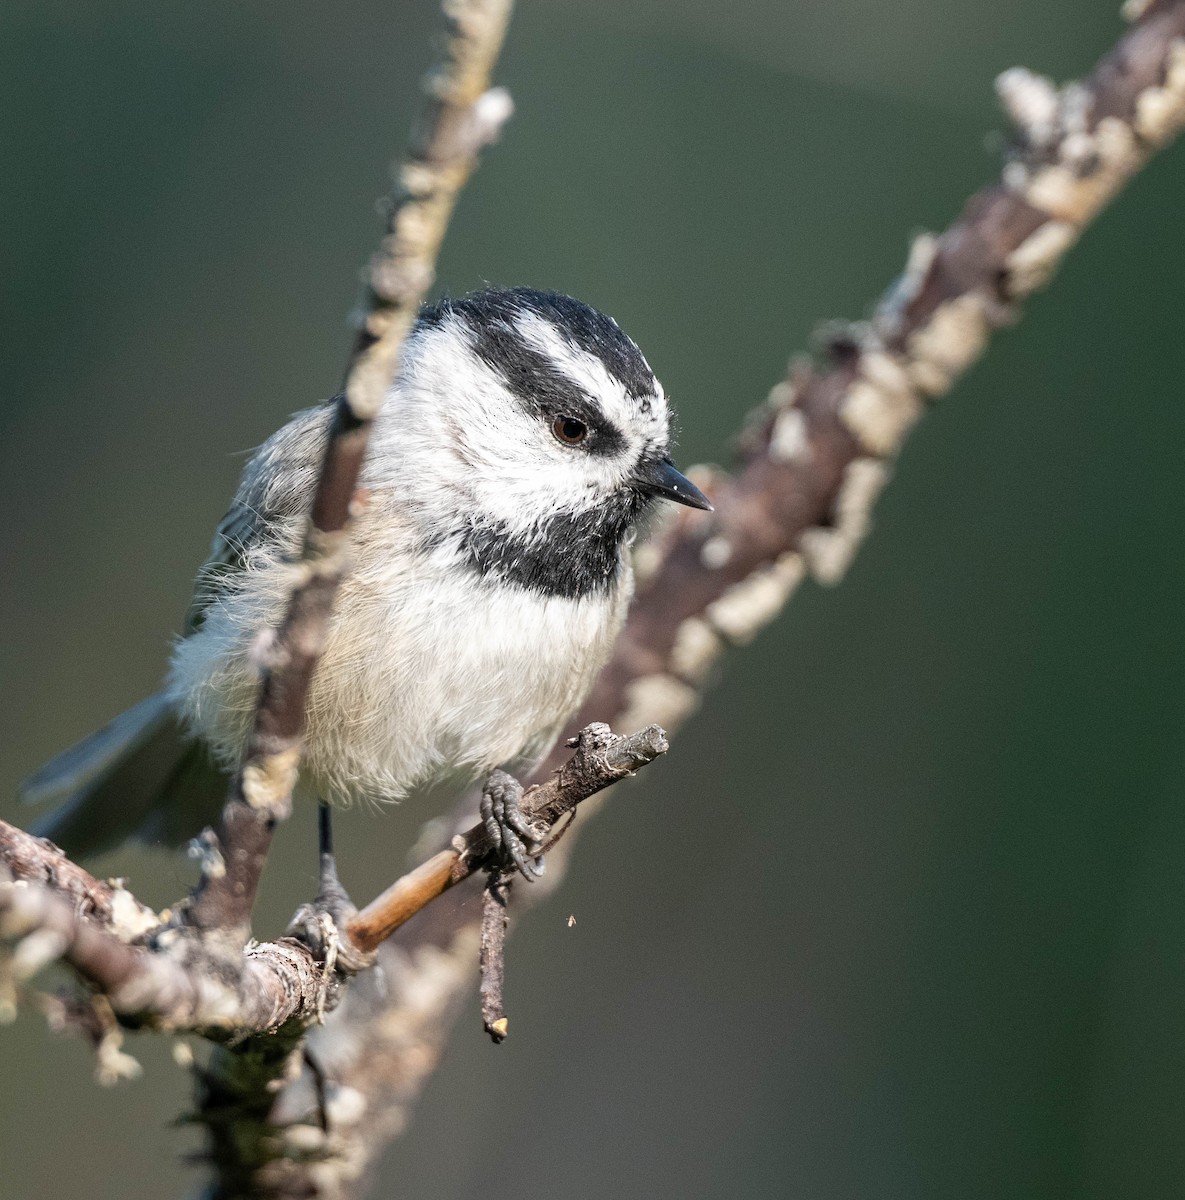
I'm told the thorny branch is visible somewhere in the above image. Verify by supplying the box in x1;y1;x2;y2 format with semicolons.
2;3;1185;1200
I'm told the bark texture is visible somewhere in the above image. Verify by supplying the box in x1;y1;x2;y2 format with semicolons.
270;7;1185;1196
3;4;1185;1199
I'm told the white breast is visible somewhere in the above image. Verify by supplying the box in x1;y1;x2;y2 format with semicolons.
167;529;632;808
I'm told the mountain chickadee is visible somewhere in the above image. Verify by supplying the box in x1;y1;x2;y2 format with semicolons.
23;287;710;868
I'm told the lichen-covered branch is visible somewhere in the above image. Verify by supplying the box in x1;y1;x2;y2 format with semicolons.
278;6;1185;1195
184;0;515;944
0;830;335;1036
2;0;517;1192
576;0;1185;750
0;721;664;1043
346;723;668;954
0;821;158;941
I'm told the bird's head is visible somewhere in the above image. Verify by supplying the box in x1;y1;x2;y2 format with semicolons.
378;287;709;597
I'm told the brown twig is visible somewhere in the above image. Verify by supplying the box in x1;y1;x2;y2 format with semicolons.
0;721;665;1042
183;0;515;944
0;845;333;1036
277;6;1185;1194
345;723;670;954
479;871;512;1042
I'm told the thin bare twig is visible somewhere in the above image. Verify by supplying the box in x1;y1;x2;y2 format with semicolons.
0;721;666;1052
345;723;670;954
479;871;512;1042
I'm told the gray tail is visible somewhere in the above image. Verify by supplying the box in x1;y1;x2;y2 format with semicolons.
21;692;228;859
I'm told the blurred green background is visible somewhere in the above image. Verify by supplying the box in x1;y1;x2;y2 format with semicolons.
3;2;1185;1197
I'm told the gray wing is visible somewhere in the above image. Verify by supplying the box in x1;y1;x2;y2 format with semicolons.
183;400;337;635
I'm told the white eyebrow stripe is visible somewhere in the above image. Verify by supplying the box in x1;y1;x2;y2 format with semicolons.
511;311;666;439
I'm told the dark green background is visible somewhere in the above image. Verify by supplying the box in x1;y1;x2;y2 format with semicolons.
3;3;1184;1197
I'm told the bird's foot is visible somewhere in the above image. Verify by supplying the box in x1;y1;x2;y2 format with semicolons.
480;770;547;881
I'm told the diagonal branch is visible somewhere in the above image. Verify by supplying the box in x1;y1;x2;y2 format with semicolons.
568;0;1185;752
182;0;515;944
0;724;664;1036
280;5;1185;1195
4;0;518;1190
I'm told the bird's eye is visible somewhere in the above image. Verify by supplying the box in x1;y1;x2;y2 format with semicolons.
552;416;589;446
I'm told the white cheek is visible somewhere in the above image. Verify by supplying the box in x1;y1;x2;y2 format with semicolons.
366;314;671;534
464;432;625;533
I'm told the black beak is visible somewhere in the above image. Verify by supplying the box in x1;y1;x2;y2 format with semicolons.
633;454;714;511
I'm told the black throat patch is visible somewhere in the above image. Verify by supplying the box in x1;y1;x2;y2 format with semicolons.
416;287;661;597
454;489;649;599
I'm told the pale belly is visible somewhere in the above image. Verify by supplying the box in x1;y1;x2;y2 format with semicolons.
168;560;631;807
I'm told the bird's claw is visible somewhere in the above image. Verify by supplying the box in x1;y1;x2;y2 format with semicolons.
480;770;547;881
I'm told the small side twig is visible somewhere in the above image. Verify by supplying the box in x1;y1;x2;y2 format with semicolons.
479;871;512;1042
344;722;669;955
0;720;663;1041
